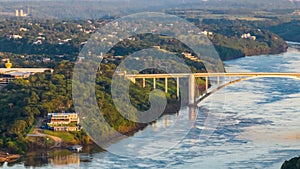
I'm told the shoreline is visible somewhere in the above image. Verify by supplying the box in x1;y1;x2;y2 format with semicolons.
0;151;20;163
286;41;300;45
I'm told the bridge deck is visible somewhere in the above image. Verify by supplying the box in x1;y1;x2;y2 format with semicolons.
123;72;300;105
124;72;300;78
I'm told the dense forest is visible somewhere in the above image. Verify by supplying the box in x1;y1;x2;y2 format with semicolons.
0;57;197;154
268;20;300;42
0;18;288;68
0;62;74;154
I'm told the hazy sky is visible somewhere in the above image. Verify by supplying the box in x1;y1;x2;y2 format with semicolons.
1;0;299;19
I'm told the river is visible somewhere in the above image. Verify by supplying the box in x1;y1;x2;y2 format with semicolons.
2;44;300;168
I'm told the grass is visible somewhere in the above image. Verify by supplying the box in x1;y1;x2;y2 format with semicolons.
25;136;37;142
45;136;56;146
49;149;73;156
27;119;37;134
27;126;35;134
43;130;76;143
25;136;55;147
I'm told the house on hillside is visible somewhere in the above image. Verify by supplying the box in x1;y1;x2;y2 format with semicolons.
241;33;256;40
47;112;81;132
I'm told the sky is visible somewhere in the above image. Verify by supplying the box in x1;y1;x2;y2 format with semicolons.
0;0;300;19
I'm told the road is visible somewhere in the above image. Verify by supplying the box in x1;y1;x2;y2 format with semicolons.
30;118;62;149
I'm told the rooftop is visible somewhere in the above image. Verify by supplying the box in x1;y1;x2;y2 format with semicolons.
48;112;78;116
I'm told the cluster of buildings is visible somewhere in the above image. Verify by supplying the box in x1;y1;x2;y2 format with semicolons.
182;52;202;62
15;9;28;17
58;38;72;45
47;112;81;132
292;10;300;15
0;59;53;84
7;34;23;40
0;71;30;84
32;35;46;45
241;33;256;40
200;30;214;36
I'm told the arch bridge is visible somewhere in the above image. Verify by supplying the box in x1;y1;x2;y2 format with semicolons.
123;72;300;105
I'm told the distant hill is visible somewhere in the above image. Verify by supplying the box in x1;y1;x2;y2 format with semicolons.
0;0;300;19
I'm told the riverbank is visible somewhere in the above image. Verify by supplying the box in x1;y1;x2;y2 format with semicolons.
0;151;20;163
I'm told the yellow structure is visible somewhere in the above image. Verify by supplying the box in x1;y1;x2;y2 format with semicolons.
48;113;79;125
15;9;19;17
5;59;12;69
20;10;24;17
15;9;27;17
47;113;81;132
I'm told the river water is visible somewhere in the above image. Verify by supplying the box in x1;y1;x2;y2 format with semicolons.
3;44;300;168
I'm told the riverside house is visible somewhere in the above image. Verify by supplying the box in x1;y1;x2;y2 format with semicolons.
47;113;81;132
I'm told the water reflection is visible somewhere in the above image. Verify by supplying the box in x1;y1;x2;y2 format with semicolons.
49;152;80;167
22;150;80;167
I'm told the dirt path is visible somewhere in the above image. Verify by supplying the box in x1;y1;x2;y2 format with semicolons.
30;118;62;149
48;135;62;148
34;118;44;131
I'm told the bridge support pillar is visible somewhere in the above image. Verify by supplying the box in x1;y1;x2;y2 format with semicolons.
189;74;195;105
205;76;209;91
177;77;180;99
153;78;156;89
142;78;146;88
130;78;136;84
165;114;168;127
165;78;168;93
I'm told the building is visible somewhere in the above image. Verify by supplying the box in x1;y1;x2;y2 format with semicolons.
47;113;79;125
19;9;26;17
67;145;83;152
0;72;30;84
200;30;213;36
0;60;53;84
19;27;28;32
15;9;27;17
241;33;256;40
47;113;81;132
33;40;43;45
42;58;51;63
52;126;79;132
8;35;23;39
